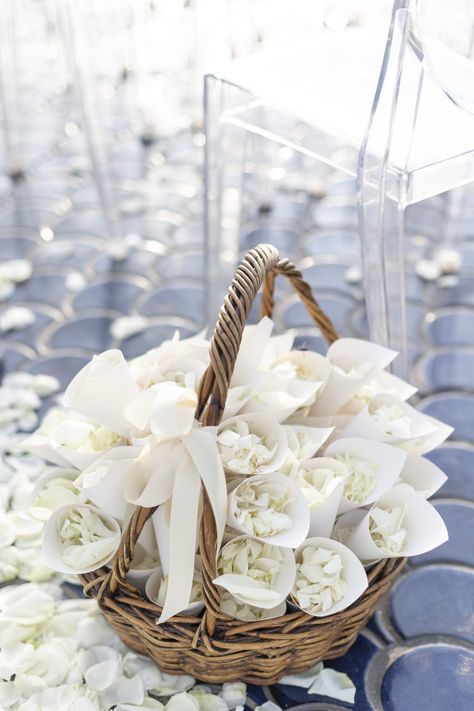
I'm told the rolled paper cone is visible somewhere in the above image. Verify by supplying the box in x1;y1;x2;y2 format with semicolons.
226;472;310;548
399;413;454;455
30;466;79;503
42;503;121;575
340;371;418;415
344;485;449;560
231;317;275;387
74;445;141;522
341;394;438;445
63;349;139;435
311;338;397;415
332;509;381;569
286;416;348;444
299;458;347;538
217;413;288;476
282;425;334;472
324;437;406;514
145;567;204;617
22;431;72;467
213;534;296;609
399;453;448;498
291;536;368;617
125;545;160;594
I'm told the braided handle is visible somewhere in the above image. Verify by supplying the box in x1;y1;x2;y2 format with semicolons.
197;243;338;633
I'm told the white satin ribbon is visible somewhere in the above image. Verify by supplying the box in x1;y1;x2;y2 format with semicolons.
123;426;227;623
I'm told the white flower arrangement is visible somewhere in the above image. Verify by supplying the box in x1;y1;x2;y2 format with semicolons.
293;545;347;613
9;321;448;628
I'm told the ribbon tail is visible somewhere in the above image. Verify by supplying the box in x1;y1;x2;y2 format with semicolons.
158;454;201;623
182;428;227;548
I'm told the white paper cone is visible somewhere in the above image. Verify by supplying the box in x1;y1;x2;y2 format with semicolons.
281;424;334;473
145;567;204;617
332;508;367;542
291;537;368;617
340;371;418;415
325;437;406;513
23;432;72;467
63;349;139;435
311;339;397;415
29;467;81;521
74;445;141;522
227;472;310;548
297;458;347;537
399;453;448;498
341;394;438;445
217;413;288;476
213;535;296;609
344;485;449;560
125;545;160;594
399;413;454;455
42;503;121;574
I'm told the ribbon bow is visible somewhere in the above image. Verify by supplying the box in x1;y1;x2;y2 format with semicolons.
123;387;227;623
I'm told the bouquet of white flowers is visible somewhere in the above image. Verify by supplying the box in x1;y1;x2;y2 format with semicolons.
27;244;450;684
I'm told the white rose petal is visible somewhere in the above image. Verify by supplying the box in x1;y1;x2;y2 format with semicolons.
0;259;32;283
0;307;36;333
220;682;247;708
369;505;408;554
307;667;356;703
217;414;287;477
110;316;149;341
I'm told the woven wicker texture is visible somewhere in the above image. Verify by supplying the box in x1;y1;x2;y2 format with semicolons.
79;243;405;684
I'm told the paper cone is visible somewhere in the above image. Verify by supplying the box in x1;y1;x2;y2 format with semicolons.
125;545;160;594
340;371;418;415
63;349;139;435
331;509;381;568
311;339;397;415
296;458;347;537
42;503;121;574
341;394;438;445
281;424;334;474
291;537;368;617
325;437;406;513
227;472;310;548
74;445;141;522
145;566;204;617
213;535;296;609
29;467;81;521
399;453;448;498
399;413;454;455
217;413;288;476
23;431;72;467
344;485;449;560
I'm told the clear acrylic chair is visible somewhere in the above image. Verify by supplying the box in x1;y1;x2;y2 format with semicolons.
204;0;474;375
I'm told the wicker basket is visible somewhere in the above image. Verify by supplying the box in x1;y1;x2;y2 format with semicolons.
79;244;405;684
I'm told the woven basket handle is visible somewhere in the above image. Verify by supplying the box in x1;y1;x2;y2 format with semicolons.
196;243;338;633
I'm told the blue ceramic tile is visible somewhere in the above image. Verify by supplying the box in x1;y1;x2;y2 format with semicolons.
119;321;199;359
0;344;36;375
299;261;362;299
72;279;149;314
138;285;205;323
9;273;70;309
92;248;162;279
380;643;474;711
23;352;90;390
417;393;474;442
30;238;102;270
303;230;360;260
414;349;474;392
426;445;474;500
389;565;474;643
1;308;57;349
157;251;205;281
423;308;474;346
411;500;474;566
280;293;356;335
0;235;38;258
44;314;117;352
241;226;301;254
